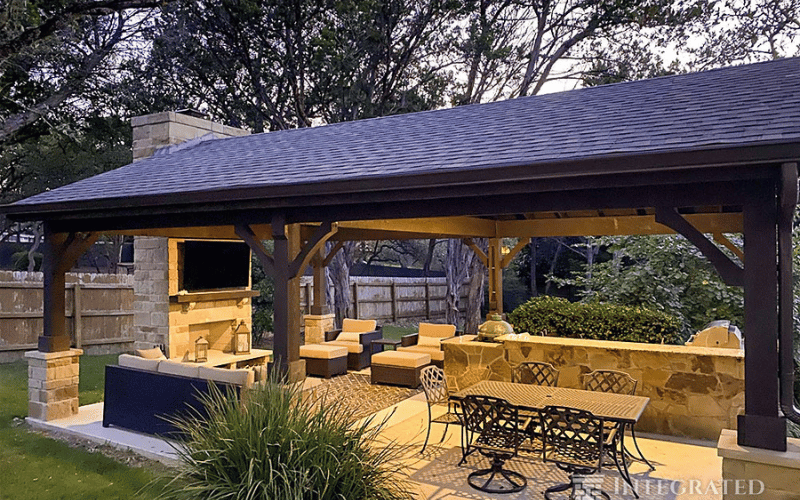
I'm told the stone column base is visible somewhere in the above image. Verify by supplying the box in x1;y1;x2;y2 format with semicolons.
303;313;335;344
718;428;800;499
25;348;83;421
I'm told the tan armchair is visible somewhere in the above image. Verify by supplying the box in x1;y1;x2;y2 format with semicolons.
323;318;383;370
397;322;457;368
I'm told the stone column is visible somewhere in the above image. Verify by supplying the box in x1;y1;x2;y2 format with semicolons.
25;349;83;421
304;313;335;344
133;237;170;350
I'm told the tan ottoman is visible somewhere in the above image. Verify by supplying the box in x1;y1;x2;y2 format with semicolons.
371;351;431;388
300;344;348;379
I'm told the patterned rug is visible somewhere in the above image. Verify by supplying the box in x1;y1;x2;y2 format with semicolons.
303;372;422;421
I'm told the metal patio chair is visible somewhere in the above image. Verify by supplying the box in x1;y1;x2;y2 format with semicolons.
541;405;612;500
512;361;559;386
582;369;654;471
459;395;530;494
419;365;462;453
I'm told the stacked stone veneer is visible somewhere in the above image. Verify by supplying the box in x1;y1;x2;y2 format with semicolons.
718;429;800;499
134;237;254;360
442;335;744;441
132;110;248;161
304;313;335;344
25;349;82;421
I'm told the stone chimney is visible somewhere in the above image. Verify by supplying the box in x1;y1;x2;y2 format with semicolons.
131;109;249;161
131;111;250;353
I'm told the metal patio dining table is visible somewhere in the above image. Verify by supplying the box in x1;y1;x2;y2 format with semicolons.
450;380;650;496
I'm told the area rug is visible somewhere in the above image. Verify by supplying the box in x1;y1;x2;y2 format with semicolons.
303;372;422;421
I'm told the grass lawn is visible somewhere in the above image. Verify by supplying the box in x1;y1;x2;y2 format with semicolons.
0;354;164;500
381;324;417;342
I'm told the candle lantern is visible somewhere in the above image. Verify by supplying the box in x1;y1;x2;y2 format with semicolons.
233;321;251;354
195;336;209;362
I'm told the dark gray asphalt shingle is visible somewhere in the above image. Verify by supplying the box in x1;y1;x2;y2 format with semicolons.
13;57;800;207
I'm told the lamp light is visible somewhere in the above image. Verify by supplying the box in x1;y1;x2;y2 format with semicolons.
195;336;209;363
233;321;251;354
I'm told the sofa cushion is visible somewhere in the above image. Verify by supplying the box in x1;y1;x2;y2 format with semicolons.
198;366;254;387
342;318;377;333
325;340;364;353
158;360;200;378
135;347;166;359
419;322;456;338
417;335;441;348
118;354;161;371
397;345;444;361
300;344;348;359
335;331;363;343
372;351;431;368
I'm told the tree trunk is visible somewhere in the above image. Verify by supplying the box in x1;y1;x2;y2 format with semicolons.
445;239;470;327
465;239;488;333
422;238;437;277
529;237;538;297
543;238;563;295
27;223;42;273
327;241;354;327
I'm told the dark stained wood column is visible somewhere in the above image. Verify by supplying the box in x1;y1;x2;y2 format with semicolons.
40;224;98;352
737;179;786;451
270;216;303;378
311;249;329;315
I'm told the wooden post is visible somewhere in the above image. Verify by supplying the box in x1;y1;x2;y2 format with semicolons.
311;248;329;315
391;283;398;322
737;181;786;451
73;282;82;349
487;238;503;314
353;282;360;319
424;282;431;319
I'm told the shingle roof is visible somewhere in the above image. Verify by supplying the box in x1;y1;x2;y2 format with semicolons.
11;57;800;209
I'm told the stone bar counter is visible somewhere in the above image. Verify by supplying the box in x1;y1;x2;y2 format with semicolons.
442;333;744;441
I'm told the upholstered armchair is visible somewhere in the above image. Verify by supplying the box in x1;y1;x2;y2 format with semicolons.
397;322;457;368
323;318;383;370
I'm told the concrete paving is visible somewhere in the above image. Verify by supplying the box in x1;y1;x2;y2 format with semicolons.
28;381;723;499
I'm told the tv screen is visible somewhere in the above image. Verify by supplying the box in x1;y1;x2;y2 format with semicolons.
179;241;251;292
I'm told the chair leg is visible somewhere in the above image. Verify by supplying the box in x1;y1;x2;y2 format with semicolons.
438;422;450;444
613;431;639;499
543;480;573;500
467;456;526;494
420;407;433;454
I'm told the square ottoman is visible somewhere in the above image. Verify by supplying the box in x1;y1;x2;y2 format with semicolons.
300;344;348;379
371;351;431;388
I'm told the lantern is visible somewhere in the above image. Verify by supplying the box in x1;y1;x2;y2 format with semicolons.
233;321;251;354
195;336;209;363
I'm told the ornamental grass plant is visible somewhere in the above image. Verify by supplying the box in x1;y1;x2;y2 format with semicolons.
154;373;414;500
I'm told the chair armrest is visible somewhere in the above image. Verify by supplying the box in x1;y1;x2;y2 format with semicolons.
358;327;383;345
325;329;342;342
400;333;419;347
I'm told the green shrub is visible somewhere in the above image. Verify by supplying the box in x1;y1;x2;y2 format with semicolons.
155;376;413;500
507;295;682;344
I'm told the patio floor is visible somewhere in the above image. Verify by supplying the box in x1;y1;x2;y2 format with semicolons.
28;372;723;499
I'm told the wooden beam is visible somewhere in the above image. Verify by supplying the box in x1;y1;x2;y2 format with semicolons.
290;221;338;279
501;239;529;268
655;207;744;287
496;213;742;238
323;240;345;266
713;233;744;262
335;216;496;238
462;238;488;266
235;223;274;275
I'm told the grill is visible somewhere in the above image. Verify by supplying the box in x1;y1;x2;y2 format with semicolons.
685;320;743;349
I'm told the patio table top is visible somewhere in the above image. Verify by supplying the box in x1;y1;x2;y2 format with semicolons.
450;380;649;424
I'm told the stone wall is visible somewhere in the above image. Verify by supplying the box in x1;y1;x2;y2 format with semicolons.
718;429;800;499
442;334;744;441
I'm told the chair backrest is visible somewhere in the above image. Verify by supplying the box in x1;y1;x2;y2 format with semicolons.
341;318;377;333
460;395;520;439
512;361;559;386
420;365;449;406
582;369;637;395
419;322;457;338
541;405;605;472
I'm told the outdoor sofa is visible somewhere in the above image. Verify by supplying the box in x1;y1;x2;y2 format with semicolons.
102;354;260;436
323;318;383;370
397;322;458;368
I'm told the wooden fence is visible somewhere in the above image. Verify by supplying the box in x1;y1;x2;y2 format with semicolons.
0;271;135;362
299;276;468;323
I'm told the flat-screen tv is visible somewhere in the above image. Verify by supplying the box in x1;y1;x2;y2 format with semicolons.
179;241;251;292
